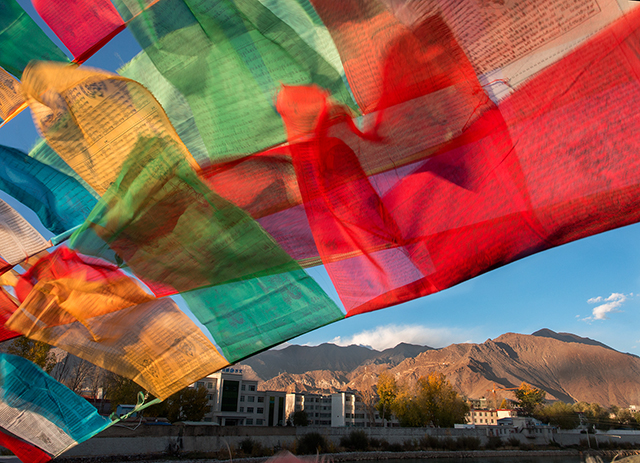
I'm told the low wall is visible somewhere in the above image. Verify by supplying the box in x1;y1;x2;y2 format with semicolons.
63;425;640;458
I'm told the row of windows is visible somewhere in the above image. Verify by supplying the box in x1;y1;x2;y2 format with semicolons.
245;419;264;425
238;407;264;414
239;396;264;402
240;384;256;392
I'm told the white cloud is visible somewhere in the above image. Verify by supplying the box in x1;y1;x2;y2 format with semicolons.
328;324;474;350
584;293;627;321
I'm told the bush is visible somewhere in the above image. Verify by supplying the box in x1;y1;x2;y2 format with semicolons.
387;442;403;452
507;436;521;447
484;436;503;450
340;430;369;451
403;439;418;451
457;436;481;450
369;437;389;450
418;435;440;450
297;432;329;455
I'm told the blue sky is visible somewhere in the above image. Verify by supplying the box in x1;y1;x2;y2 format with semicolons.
3;0;640;356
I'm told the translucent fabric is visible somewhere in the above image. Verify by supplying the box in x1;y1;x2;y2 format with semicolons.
274;7;640;314
0;68;25;123
0;0;69;79
182;269;344;362
0;199;50;268
31;0;125;63
22;62;200;196
118;52;210;167
12;247;154;318
0;353;110;457
0;288;20;342
0;429;51;463
113;0;357;160
9;295;228;400
0;144;98;235
6;248;228;399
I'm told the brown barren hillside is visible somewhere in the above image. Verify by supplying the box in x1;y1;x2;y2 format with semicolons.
246;330;640;407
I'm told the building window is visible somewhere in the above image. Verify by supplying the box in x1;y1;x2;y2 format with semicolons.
246;419;253;425
248;396;255;402
196;382;204;388
241;385;246;391
247;407;254;413
207;382;213;389
221;380;239;412
257;407;264;414
249;385;256;392
240;396;245;402
239;407;244;412
258;397;264;403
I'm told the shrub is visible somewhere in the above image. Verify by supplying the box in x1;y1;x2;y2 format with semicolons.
369;437;388;450
484;436;503;450
403;439;418;451
507;436;521;447
418;435;440;450
239;437;256;455
297;432;329;455
457;436;481;450
387;442;403;452
441;437;458;451
340;430;369;451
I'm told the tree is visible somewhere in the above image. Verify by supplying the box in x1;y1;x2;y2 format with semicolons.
514;382;546;416
536;402;580;429
6;337;56;373
291;410;309;426
375;371;397;422
103;372;141;412
390;373;469;427
499;399;511;409
161;386;209;422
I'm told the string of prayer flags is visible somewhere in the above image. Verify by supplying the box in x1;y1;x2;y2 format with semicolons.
6;247;227;400
31;0;126;64
112;0;358;160
0;353;110;458
0;0;69;79
21;61;305;296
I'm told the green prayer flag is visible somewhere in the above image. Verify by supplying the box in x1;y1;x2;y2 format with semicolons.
0;0;69;78
182;269;345;362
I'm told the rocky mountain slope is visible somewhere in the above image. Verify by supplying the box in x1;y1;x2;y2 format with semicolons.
241;330;640;407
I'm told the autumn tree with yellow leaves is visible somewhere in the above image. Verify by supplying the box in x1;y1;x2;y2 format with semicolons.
376;371;469;427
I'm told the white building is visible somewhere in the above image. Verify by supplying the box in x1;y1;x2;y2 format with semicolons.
285;391;396;427
195;367;286;426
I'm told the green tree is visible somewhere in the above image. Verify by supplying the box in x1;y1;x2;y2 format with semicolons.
291;410;309;426
536;402;580;429
161;386;209;422
7;338;56;373
514;382;546;416
103;372;140;412
392;373;469;427
375;371;397;422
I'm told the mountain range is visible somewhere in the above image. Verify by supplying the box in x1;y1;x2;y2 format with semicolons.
240;329;640;407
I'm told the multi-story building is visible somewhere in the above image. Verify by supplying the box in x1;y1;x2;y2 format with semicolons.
196;367;286;426
466;407;514;426
194;369;398;427
284;391;397;427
